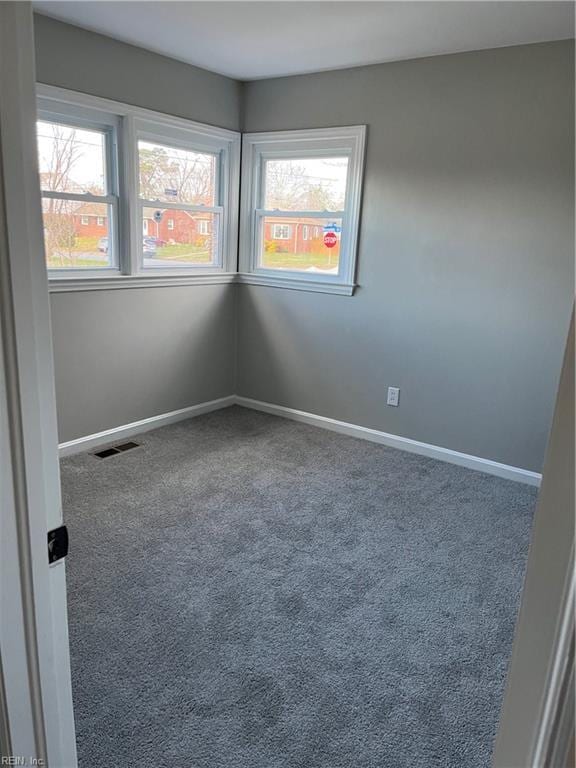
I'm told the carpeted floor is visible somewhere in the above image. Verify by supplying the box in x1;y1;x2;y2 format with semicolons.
60;406;536;768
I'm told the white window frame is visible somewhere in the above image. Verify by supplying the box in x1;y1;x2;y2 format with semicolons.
37;85;240;292
302;224;309;241
167;218;174;231
239;126;366;296
134;120;228;273
197;219;210;235
97;216;105;226
37;96;121;278
273;223;291;240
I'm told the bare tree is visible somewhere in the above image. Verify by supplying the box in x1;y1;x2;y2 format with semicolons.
40;123;83;194
265;161;308;209
43;203;77;268
139;145;215;205
39;123;84;267
265;159;346;211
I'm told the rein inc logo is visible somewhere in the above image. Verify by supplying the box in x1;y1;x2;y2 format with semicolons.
1;759;44;766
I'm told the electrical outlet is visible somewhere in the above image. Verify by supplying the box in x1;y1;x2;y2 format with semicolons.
387;386;400;407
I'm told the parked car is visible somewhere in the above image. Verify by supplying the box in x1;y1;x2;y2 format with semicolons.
98;237;109;253
143;237;157;258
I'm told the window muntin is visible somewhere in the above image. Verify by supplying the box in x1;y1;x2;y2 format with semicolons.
37;115;118;272
272;223;291;240
137;136;223;270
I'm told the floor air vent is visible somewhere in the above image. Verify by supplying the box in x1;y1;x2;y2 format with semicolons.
94;441;140;459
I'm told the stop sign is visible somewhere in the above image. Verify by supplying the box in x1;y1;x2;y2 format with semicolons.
323;231;338;248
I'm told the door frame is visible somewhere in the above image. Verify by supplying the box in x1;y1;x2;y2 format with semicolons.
493;311;575;767
0;3;77;765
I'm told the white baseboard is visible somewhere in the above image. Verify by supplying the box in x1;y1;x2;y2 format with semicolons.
58;393;542;486
235;396;542;487
58;395;236;457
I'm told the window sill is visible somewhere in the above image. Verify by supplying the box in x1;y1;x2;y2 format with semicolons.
48;273;238;293
236;273;356;296
47;272;356;295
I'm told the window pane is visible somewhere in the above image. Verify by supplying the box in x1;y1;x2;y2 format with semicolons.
261;216;342;274
142;208;218;267
138;140;217;206
37;121;107;195
42;199;112;269
263;157;348;212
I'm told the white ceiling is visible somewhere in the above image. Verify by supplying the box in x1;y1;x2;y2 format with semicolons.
34;1;575;81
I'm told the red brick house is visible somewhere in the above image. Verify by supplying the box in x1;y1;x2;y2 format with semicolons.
71;206;337;254
263;217;341;256
142;209;212;244
73;202;107;237
71;205;212;246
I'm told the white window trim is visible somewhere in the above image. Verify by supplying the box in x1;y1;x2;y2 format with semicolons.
239;125;366;296
37;85;240;291
37;96;121;277
133;120;226;273
272;223;291;240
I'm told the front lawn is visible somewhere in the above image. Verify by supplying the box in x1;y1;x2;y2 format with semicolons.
155;244;212;263
46;256;109;268
262;251;339;271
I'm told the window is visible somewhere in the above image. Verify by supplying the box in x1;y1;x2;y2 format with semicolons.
272;223;291;240
36;89;363;294
36;86;240;286
37;109;118;272
239;126;366;295
137;135;221;269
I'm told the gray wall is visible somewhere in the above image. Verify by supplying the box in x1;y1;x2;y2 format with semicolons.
33;16;241;442
50;287;236;442
34;19;574;469
34;14;241;130
239;41;574;472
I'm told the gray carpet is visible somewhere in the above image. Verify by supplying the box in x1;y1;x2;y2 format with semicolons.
60;406;536;768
